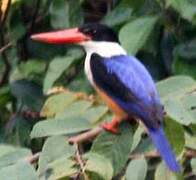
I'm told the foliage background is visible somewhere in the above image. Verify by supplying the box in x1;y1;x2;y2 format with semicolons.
0;0;196;179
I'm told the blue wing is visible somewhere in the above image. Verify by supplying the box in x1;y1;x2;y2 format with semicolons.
90;53;163;129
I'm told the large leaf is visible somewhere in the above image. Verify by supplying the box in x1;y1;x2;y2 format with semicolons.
166;0;196;23
10;60;46;82
44;157;77;180
102;6;132;27
164;117;185;155
0;145;31;169
55;100;92;119
85;153;113;180
49;0;83;29
191;158;196;174
125;157;147;180
10;80;45;111
119;16;158;55
38;136;76;174
43;49;83;94
91;122;133;175
30;116;91;138
0;161;38;180
40;92;77;118
155;162;183;180
157;76;196;125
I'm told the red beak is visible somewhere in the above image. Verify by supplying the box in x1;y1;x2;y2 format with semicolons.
31;28;91;44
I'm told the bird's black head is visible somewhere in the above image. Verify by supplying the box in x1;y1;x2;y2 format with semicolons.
79;23;119;43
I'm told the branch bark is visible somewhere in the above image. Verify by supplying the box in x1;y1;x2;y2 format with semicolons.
69;126;103;145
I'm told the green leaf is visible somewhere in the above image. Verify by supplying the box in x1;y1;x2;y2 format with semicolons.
85;153;113;180
157;76;196;125
130;126;144;152
10;60;46;82
0;86;11;107
0;161;38;180
49;0;69;29
55;100;92;119
83;106;108;124
38;136;76;174
91;122;133;175
119;16;158;55
45;157;77;180
174;39;196;59
30;116;91;138
164;117;185;155
155;162;182;180
166;0;196;23
10;80;45;111
191;158;196;174
43;53;81;94
185;133;196;149
49;0;83;29
102;6;132;27
0;146;31;169
41;92;77;118
125;157;147;180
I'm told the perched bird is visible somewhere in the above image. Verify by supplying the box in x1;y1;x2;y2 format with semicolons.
31;23;181;172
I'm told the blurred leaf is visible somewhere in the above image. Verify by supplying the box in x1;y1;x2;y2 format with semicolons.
38;136;76;174
0;146;31;169
185;133;196;149
166;0;196;23
173;57;196;79
49;0;69;29
6;115;32;146
130;126;144;152
8;9;26;40
91;122;133;175
85;153;113;180
10;60;46;82
83;105;108;124
155;162;182;180
49;0;83;29
191;158;196;174
0;86;11;107
56;100;92;119
102;6;132;27
164;117;185;155
0;161;38;180
40;92;77;118
43;49;82;94
157;76;196;125
125;157;147;180
119;16;158;55
174;39;196;59
30;116;91;138
45;157;77;180
10;80;44;111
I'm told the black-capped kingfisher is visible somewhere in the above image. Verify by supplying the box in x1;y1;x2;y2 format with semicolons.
31;23;180;172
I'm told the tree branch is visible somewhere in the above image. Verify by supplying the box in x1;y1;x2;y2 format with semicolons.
69;127;103;145
0;42;12;54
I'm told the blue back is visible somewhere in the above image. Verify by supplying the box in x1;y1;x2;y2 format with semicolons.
90;54;163;129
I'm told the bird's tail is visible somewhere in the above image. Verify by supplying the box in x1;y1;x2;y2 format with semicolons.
149;126;181;172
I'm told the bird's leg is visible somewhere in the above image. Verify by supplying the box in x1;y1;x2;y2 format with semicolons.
101;116;121;134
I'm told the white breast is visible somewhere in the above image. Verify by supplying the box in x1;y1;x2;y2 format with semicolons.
81;41;127;86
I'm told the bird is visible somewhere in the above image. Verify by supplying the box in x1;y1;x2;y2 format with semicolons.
31;23;181;172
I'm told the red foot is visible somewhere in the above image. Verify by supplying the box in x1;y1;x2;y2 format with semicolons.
101;118;120;134
101;123;119;134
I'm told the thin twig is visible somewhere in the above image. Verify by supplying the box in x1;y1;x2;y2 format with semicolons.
0;42;13;54
69;127;103;144
24;152;40;164
75;144;89;180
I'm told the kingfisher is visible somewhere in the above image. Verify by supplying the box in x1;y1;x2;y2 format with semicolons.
31;23;180;172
